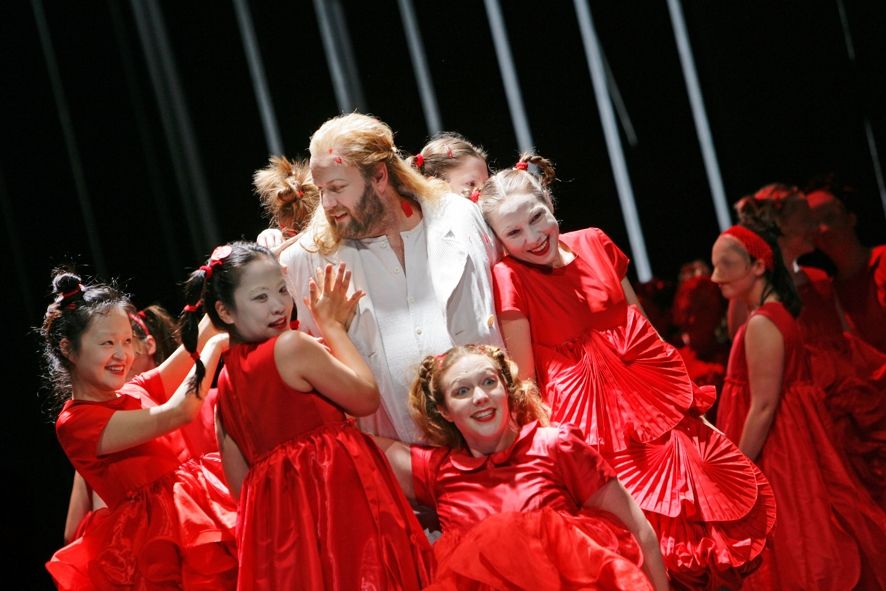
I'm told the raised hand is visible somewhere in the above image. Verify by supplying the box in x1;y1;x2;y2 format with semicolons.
306;263;364;333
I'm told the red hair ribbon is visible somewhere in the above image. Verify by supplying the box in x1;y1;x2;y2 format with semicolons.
469;188;481;203
183;300;203;314
200;245;233;279
60;284;84;301
189;350;200;363
129;312;151;338
722;225;774;272
514;161;528;171
414;153;424;168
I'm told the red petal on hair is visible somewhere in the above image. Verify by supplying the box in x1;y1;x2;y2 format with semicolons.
515;161;529;171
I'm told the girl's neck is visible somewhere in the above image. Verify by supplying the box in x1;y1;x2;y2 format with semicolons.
468;425;519;458
743;279;775;311
71;381;117;403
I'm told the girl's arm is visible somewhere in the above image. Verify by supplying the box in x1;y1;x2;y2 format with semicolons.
499;310;535;381
739;314;784;461
215;405;249;501
97;333;229;456
63;472;92;543
586;479;670;591
152;315;220;400
370;435;415;502
277;263;379;417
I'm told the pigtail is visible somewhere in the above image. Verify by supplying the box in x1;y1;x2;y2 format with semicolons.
178;269;208;398
488;346;550;427
408;355;464;448
516;153;556;188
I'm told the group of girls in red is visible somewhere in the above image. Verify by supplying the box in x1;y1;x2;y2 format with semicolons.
39;114;885;590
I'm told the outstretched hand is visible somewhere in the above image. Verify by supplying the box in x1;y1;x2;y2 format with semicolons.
306;263;364;332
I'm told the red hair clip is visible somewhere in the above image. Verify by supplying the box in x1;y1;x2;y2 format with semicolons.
200;245;232;279
469;188;481;203
414;154;424;168
514;161;528;171
183;300;203;314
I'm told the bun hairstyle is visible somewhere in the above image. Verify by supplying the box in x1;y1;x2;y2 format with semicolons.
253;156;320;238
39;269;133;414
408;344;549;449
179;241;278;396
734;183;805;230
476;152;557;221
409;132;489;182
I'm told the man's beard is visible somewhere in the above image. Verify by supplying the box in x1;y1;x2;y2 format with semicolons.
333;182;388;240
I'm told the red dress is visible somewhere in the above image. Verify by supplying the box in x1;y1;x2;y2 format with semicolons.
216;336;433;591
835;245;886;354
718;302;886;590
411;422;654;591
46;369;238;590
798;266;886;505
493;228;775;590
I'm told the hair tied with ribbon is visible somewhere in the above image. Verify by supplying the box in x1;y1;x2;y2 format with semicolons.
414;153;424;169
514;161;529;171
200;245;233;280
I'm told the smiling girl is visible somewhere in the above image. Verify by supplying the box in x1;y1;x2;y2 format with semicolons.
179;242;432;591
41;270;237;590
476;154;776;590
375;344;669;591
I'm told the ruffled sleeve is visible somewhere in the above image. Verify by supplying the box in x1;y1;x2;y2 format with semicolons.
587;228;629;279
122;368;166;405
56;401;119;462
492;261;527;316
551;424;617;505
410;445;449;508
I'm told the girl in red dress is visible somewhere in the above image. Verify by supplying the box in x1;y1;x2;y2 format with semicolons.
731;184;886;505
410;132;490;199
712;222;886;590
180;241;433;591
375;344;669;591
41;271;238;589
475;154;775;590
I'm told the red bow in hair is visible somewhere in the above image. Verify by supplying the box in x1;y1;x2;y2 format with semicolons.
414;154;424;168
514;161;528;171
200;245;233;279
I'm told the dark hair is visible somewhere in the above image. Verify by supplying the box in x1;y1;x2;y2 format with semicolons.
477;153;557;221
39;269;133;415
734;183;805;230
132;304;180;365
408;344;549;449
409;132;489;184
740;222;803;317
179;241;278;395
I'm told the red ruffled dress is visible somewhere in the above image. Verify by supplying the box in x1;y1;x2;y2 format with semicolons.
493;228;775;590
46;369;238;590
718;302;886;590
411;421;654;591
216;336;433;591
798;266;886;505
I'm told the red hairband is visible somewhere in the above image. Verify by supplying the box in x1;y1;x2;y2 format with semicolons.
183;300;203;314
722;225;774;271
514;161;528;171
129;312;151;339
413;154;424;168
59;284;84;301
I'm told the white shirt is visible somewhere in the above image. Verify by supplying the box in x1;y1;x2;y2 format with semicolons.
281;193;503;443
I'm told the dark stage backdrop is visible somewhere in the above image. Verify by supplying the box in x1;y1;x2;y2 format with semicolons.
2;1;884;586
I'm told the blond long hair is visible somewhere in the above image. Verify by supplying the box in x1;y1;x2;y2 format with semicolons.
305;113;448;255
408;344;549;449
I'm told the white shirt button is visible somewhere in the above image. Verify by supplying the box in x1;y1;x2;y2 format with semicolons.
416;328;423;335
